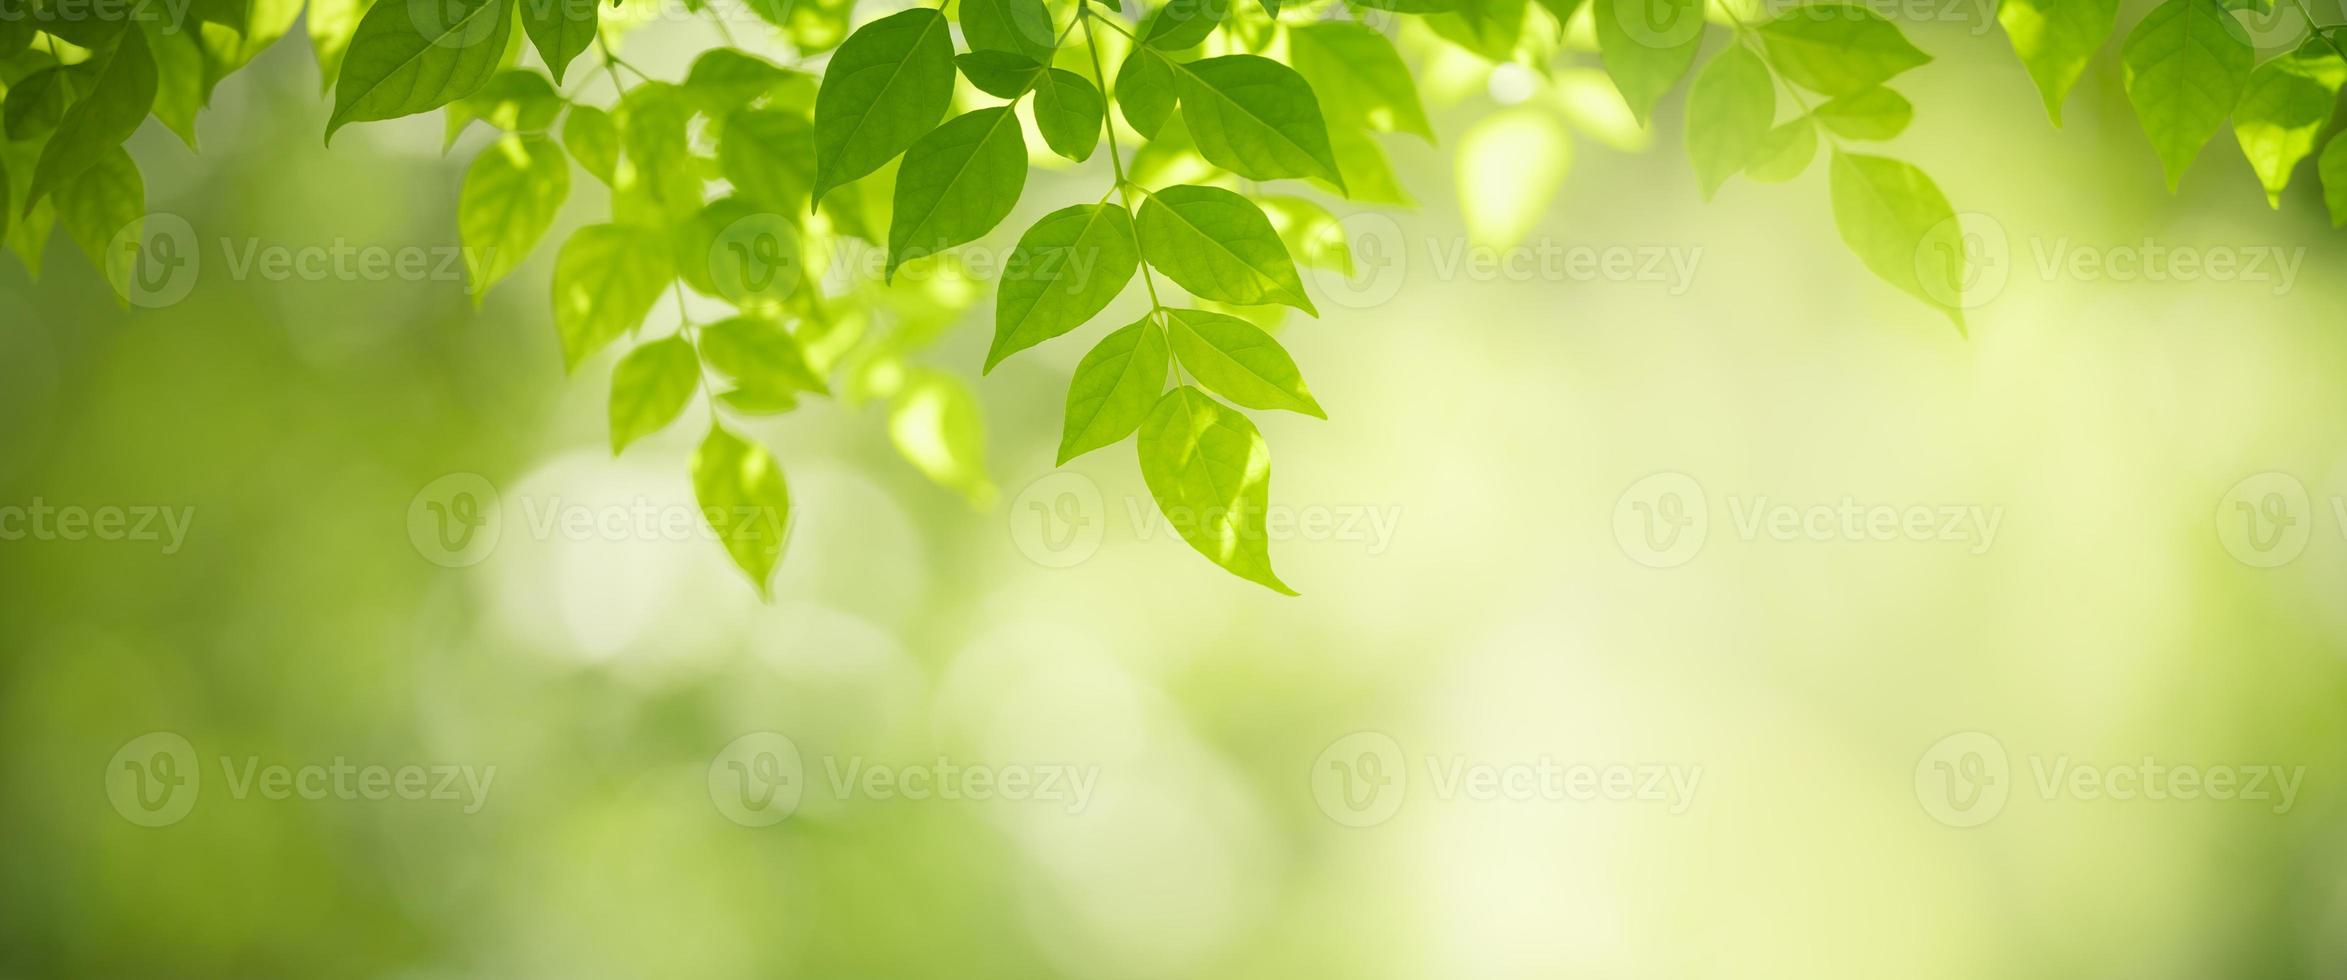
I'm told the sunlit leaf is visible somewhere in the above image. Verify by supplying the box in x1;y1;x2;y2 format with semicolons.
1757;4;1931;97
460;133;570;301
962;0;1057;64
1813;86;1912;140
1997;0;2118;123
889;368;995;504
1115;47;1177;138
1745;117;1817;182
51;145;140;302
328;0;514;141
1288;21;1433;141
692;424;793;597
1827;151;1965;331
1176;54;1345;188
699;315;829;395
1164;306;1324;417
1137;183;1315;313
956;49;1045;98
1137;385;1295;594
2231;42;2344;207
1033;68;1104;161
1458;106;1567;248
553;223;676;371
1592;0;1702;123
608;336;701;454
1059;315;1168;463
1685;43;1772;199
563;104;619;184
718;107;816;215
25;25;154;211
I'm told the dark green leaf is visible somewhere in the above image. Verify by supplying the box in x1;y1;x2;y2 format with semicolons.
961;0;1057;64
1115;47;1176;138
25;26;155;212
520;0;596;83
51;145;140;302
811;8;955;205
989;203;1141;370
1143;0;1223;49
1176;55;1345;188
956;50;1044;98
1034;68;1104;161
328;0;514;142
886;105;1028;278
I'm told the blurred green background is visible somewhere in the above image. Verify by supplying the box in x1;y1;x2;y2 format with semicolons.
7;3;2347;976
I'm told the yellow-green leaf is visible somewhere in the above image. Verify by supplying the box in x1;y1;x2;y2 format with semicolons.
2120;0;2252;189
2232;43;2345;207
1059;315;1168;463
1827;151;1965;331
1137;184;1315;313
1685;43;1773;200
552;224;675;371
1996;0;2118;124
608;336;700;455
460;133;570;301
989;202;1140;370
1136;386;1295;595
1164;307;1324;417
692;424;793;597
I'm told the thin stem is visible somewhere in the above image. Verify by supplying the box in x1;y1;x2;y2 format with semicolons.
1081;4;1178;379
707;6;739;46
1722;5;1839;151
2287;0;2347;60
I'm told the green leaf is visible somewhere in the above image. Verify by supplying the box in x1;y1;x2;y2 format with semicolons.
1592;0;1703;124
811;8;955;205
684;50;804;117
51;145;140;302
1137;184;1315;314
719;387;800;415
1744;117;1817;182
25;27;155;212
327;0;514;142
520;0;596;84
1137;386;1295;595
699;315;828;395
552;223;676;371
1033;68;1105;162
1115;48;1177;138
0;148;10;246
608;336;701;454
886;105;1028;278
1827;151;1965;331
614;82;702;224
139;19;205;150
308;0;372;93
2321;130;2347;226
3;66;74;142
1813;86;1912;140
989;203;1141;370
1164;307;1323;417
718;107;816;214
1996;0;2119;123
444;68;562;150
955;50;1045;98
2231;44;2344;207
692;423;793;598
197;0;305;93
1059;316;1168;463
1287;21;1433;141
1428;0;1528;62
563;104;619;184
2122;0;2254;188
960;0;1056;64
677;199;805;306
1142;0;1222;49
1756;5;1931;97
1175;55;1346;189
888;369;995;505
1685;44;1773;200
1324;126;1411;205
460;133;570;301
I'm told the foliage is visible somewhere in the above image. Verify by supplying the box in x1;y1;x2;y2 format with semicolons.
3;0;2343;593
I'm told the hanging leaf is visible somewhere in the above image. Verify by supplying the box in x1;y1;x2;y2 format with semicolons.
886;106;1028;278
1996;0;2119;124
1814;86;1912;140
2231;43;2344;207
1287;21;1434;141
2120;0;2252;189
1756;5;1931;97
608;336;702;454
1163;307;1325;417
1592;0;1703;123
1137;184;1315;313
1059;316;1169;463
327;0;515;141
1033;68;1105;162
552;224;676;371
25;26;156;211
460;133;571;302
1685;44;1773;200
989;203;1141;370
1827;151;1966;331
1176;55;1346;189
1136;386;1296;594
811;8;955;205
692;424;794;598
